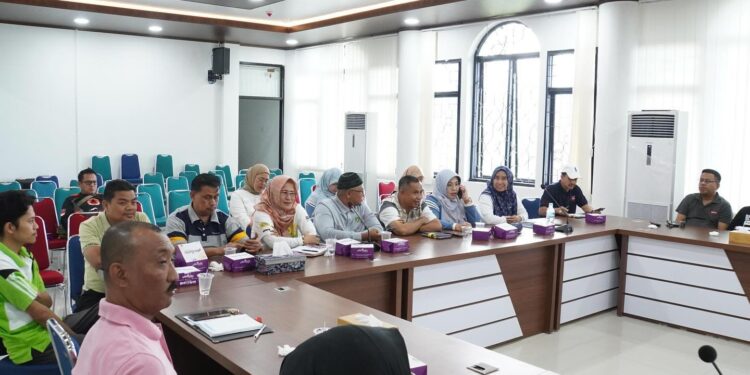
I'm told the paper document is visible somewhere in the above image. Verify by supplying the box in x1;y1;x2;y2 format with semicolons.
196;314;263;337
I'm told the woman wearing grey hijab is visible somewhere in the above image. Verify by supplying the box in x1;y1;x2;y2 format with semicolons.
304;168;342;216
424;169;481;231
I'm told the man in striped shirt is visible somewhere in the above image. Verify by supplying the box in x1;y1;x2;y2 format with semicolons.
0;190;77;365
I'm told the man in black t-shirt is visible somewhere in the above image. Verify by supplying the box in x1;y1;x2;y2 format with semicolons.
539;165;595;217
675;169;732;230
59;168;103;236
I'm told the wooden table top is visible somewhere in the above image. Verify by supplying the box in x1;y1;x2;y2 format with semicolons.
159;280;553;375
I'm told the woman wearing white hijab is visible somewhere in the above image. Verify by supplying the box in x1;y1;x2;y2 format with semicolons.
424;169;481;231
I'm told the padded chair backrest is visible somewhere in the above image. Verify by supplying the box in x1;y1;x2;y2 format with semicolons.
54;187;81;217
144;172;166;199
67;212;93;238
97;185;105;194
168;190;191;214
238;169;248;176
47;318;79;375
0;181;22;192
30;217;51;271
33;198;59;237
137;193;157;225
136;201;143;212
31;181;57;199
269;168;282;179
137;184;166;219
235;175;246;190
155;154;174;178
121;153;142;180
23;189;38;201
91;155;113;181
299;172;315;180
69;179;79;188
216;165;234;190
166;176;189;192
299;178;316;206
378;181;396;196
95;173;104;187
522;198;541;219
36;175;59;188
218;182;230;215
184;163;200;175
179;171;197;187
66;235;85;307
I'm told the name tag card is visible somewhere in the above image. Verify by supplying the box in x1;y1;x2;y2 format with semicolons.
175;242;209;272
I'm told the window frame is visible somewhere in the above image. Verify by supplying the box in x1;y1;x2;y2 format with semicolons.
470;21;541;186
433;59;462;174
542;49;574;187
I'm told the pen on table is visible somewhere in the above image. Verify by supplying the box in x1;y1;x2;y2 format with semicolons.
254;324;266;343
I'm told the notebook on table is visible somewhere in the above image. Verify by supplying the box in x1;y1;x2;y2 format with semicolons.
177;308;274;343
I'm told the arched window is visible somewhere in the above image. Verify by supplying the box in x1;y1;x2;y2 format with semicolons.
471;22;540;184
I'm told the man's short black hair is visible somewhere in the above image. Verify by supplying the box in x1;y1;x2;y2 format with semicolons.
702;169;721;183
191;173;220;192
0;190;35;238
103;179;136;201
101;221;162;282
398;175;421;191
78;168;97;182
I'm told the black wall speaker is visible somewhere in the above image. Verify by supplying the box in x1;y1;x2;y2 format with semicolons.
212;47;230;75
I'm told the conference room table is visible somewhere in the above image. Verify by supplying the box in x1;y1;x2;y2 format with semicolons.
157;215;750;374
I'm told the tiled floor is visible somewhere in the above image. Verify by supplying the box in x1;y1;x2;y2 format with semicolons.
492;311;749;375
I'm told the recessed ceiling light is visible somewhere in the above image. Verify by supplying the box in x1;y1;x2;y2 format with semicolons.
545;0;563;4
73;17;89;25
148;25;163;32
286;39;299;46
404;18;420;26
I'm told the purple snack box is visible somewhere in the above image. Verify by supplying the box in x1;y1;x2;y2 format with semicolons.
335;239;360;256
174;243;209;272
472;227;492;241
585;213;607;224
492;223;519;239
533;223;555;235
408;354;427;375
221;252;256;272
350;243;375;260
175;266;202;287
381;238;410;253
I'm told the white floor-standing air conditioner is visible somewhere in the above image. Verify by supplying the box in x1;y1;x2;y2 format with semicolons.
343;112;378;210
624;110;687;222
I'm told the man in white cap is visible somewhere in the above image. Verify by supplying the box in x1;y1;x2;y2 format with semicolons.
538;165;595;217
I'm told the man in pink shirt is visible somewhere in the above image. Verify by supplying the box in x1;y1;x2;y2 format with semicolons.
73;221;178;374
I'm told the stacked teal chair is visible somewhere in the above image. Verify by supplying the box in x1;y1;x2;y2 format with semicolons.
70;179;79;188
179;171;197;187
54;187;81;217
216;165;235;192
36;175;59;188
299;172;315;180
23;189;38;201
299;178;316;207
155;154;174;179
218;182;230;214
184;164;200;175
91;155;112;182
136;193;157;225
97;185;106;194
137;184;167;227
31;181;57;199
269;168;282;179
0;181;21;192
167;190;191;214
166;176;189;192
144;172;166;200
235;175;246;190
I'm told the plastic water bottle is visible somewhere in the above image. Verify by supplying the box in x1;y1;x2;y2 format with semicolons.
546;203;555;225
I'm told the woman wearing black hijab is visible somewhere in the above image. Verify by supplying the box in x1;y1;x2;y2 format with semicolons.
279;325;411;375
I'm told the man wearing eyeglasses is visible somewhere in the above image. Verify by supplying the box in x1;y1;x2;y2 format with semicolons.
313;172;383;241
675;169;733;230
59;168;104;236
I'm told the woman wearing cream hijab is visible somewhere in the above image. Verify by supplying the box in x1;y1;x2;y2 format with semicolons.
252;175;319;250
229;164;270;230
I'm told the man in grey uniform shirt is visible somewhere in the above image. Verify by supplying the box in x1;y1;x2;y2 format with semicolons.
313;172;383;242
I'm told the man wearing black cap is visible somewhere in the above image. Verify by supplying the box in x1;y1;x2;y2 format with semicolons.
313;172;383;241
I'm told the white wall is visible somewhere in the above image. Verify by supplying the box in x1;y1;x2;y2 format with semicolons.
0;23;283;186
